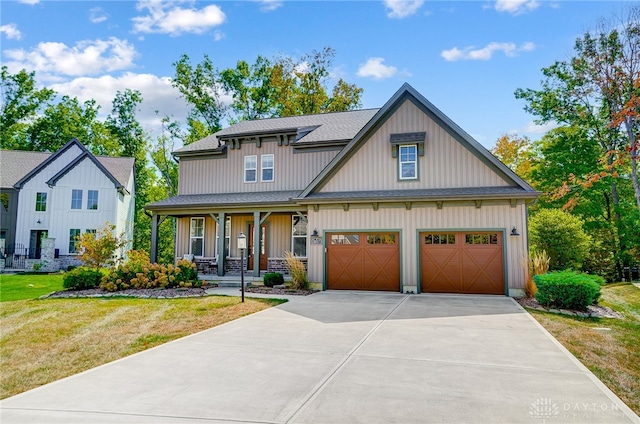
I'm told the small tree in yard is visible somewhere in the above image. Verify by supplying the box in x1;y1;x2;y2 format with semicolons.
76;223;127;269
529;209;591;271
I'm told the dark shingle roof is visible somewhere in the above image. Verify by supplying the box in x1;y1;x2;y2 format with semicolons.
174;109;379;154
0;151;50;188
0;149;134;189
146;190;302;210
96;156;135;188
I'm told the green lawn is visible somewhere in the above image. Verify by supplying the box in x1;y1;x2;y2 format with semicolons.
0;273;65;302
527;283;640;416
1;295;284;399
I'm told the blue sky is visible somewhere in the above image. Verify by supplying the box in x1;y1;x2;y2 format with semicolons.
0;0;629;149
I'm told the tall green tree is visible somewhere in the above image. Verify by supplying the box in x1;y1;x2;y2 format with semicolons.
0;66;55;150
105;89;152;251
173;47;364;134
27;96;109;153
172;54;226;136
515;6;640;218
220;55;279;121
491;134;537;182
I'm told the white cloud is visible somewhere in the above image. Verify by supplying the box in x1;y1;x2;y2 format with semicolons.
132;1;226;35
357;57;398;79
494;0;539;15
256;0;283;12
3;37;138;79
90;7;109;24
521;120;557;134
441;41;535;61
52;73;191;137
0;23;22;40
18;0;39;4
383;0;424;18
213;30;225;41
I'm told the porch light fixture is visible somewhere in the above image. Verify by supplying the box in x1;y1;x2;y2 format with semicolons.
510;226;520;236
311;228;319;237
237;232;246;302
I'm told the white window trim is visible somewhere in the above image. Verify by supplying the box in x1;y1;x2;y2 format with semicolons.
291;215;308;258
244;155;257;183
69;228;81;254
399;144;418;180
87;190;99;210
35;192;47;212
190;217;205;257
71;189;82;210
261;154;274;182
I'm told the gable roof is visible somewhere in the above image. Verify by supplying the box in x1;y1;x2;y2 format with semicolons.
299;83;539;199
173;109;379;154
6;139;134;192
0;151;50;189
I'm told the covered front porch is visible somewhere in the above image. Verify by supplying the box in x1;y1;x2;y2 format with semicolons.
146;192;309;279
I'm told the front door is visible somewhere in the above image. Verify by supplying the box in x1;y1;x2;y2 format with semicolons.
248;225;268;270
29;230;48;259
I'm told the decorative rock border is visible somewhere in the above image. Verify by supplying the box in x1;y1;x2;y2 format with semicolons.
516;297;624;319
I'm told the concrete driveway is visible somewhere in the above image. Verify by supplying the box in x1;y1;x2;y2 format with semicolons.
2;292;638;423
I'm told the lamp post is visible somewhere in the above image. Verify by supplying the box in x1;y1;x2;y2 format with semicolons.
237;232;246;302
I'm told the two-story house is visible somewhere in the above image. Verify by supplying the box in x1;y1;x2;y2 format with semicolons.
146;84;539;296
1;138;135;270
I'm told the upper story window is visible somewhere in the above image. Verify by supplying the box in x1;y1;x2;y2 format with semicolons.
190;217;205;257
71;189;83;209
244;155;257;183
399;145;418;180
292;215;308;257
261;154;274;182
87;190;99;210
35;192;47;212
389;132;425;181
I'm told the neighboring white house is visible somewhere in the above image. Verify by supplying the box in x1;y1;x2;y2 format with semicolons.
3;138;135;269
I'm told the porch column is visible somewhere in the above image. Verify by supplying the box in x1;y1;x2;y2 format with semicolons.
216;212;226;276
150;213;159;263
253;211;260;277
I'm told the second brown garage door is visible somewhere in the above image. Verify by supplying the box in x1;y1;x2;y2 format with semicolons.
420;232;504;295
327;232;400;291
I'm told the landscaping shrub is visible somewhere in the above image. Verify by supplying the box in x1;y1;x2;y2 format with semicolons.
100;252;199;292
534;270;602;310
529;209;591;271
263;272;284;288
63;267;104;290
284;251;308;290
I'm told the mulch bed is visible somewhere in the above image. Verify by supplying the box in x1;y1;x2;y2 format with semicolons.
245;286;319;296
514;296;624;319
44;285;318;299
45;287;212;299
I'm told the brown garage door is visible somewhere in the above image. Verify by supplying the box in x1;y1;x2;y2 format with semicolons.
420;232;504;294
327;232;400;291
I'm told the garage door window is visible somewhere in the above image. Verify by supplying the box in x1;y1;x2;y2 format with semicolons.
367;234;396;244
331;234;359;245
424;234;455;244
465;233;498;245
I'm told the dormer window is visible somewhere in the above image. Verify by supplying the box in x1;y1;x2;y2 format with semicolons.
390;132;425;181
399;145;418;180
